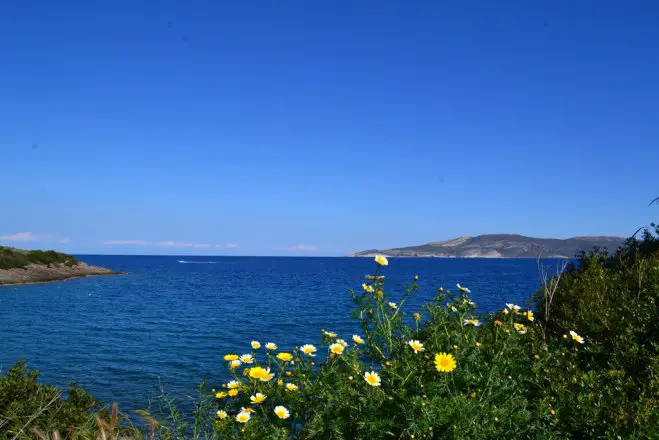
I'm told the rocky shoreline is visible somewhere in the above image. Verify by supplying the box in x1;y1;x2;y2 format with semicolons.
0;262;123;286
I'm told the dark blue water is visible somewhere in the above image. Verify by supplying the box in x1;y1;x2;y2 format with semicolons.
0;256;552;411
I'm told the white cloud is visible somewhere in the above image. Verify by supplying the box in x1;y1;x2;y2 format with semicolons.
216;243;240;249
0;232;36;242
159;241;213;248
279;244;317;252
103;240;147;245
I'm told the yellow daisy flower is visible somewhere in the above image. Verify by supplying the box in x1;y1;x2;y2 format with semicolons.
329;343;345;355
265;342;277;350
300;344;317;356
240;407;254;413
239;354;254;364
226;380;240;389
285;383;298;392
336;338;348;347
375;255;389;266
224;354;239;361
527;311;535;322
364;371;381;386
235;411;250;423
250;393;267;404
413;312;421;320
457;283;471;293
276;352;293;362
274;406;290;419
569;330;584;344
228;389;239;397
514;323;527;334
352;335;364;344
216;410;228;419
388;302;397;309
362;283;374;293
215;391;228;399
249;366;273;381
408;340;424;353
251;341;261;349
322;330;337;338
228;360;242;369
435;353;457;373
463;318;482;327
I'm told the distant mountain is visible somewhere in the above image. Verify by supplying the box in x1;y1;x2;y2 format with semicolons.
349;234;626;258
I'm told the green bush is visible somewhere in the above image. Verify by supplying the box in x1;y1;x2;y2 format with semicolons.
0;246;78;270
0;361;100;439
531;224;659;438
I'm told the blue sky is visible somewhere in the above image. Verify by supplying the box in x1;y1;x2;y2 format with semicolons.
1;1;657;256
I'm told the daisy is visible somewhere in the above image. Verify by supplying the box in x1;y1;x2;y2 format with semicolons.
569;330;585;344
235;411;250;423
274;406;290;419
375;255;389;266
300;344;317;357
364;371;381;386
239;354;254;364
435;353;457;373
408;340;424;353
352;335;364;344
250;393;267;404
329;343;345;355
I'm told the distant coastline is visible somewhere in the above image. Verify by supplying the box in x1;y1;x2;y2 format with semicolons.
349;234;626;259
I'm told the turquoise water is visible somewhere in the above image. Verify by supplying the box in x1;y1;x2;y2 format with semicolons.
0;256;551;411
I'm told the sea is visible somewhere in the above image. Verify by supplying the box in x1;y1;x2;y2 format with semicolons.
0;255;559;412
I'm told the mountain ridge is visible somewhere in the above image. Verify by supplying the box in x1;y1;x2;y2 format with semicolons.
349;234;626;258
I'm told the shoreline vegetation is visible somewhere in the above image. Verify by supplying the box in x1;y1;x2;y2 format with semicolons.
0;226;657;439
0;246;122;286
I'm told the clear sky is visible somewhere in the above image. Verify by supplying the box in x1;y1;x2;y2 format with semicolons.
1;1;657;256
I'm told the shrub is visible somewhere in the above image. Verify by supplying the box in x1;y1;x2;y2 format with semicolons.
0;246;78;270
531;225;659;438
0;361;99;439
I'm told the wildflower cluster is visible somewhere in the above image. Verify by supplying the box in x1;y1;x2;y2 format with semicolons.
207;255;594;439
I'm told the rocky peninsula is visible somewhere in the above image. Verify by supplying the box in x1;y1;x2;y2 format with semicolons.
0;246;122;286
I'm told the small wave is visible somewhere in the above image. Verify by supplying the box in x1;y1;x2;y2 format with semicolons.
177;260;217;264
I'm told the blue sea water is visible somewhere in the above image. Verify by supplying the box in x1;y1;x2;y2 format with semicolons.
0;256;555;412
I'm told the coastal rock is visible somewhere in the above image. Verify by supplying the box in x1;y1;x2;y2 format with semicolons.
0;262;122;286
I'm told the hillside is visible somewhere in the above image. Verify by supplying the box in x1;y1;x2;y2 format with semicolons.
0;246;121;285
349;234;626;258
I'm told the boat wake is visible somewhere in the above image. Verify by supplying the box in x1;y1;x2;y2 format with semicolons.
177;260;217;264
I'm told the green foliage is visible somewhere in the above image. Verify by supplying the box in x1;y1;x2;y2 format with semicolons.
0;246;78;270
0;360;99;439
532;224;659;438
